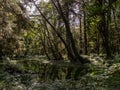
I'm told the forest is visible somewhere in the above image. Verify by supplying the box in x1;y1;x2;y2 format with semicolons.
0;0;120;90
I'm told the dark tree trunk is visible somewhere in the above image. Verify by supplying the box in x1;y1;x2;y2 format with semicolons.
83;1;88;55
98;13;112;58
96;0;112;58
33;0;90;64
79;18;83;54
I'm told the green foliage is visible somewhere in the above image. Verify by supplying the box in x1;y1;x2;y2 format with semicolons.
0;55;120;90
105;70;120;89
0;0;120;89
0;0;30;58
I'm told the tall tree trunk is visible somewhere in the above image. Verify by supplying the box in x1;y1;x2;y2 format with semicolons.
83;10;88;55
82;0;88;55
33;0;90;64
97;0;112;58
79;18;83;54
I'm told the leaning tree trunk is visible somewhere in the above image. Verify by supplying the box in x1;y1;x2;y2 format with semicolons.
32;0;89;64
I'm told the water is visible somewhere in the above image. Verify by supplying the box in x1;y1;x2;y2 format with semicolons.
0;60;104;90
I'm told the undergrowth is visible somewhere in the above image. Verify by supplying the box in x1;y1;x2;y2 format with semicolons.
0;54;120;90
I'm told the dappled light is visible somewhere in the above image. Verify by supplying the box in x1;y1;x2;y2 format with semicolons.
0;0;120;90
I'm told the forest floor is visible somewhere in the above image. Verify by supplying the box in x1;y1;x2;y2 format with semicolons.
0;55;120;90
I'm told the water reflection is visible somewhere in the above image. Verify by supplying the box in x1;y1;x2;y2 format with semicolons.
0;60;90;90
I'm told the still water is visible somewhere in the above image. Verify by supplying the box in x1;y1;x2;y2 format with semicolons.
0;60;99;90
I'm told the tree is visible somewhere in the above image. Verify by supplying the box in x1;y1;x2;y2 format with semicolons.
0;0;31;59
29;0;90;64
